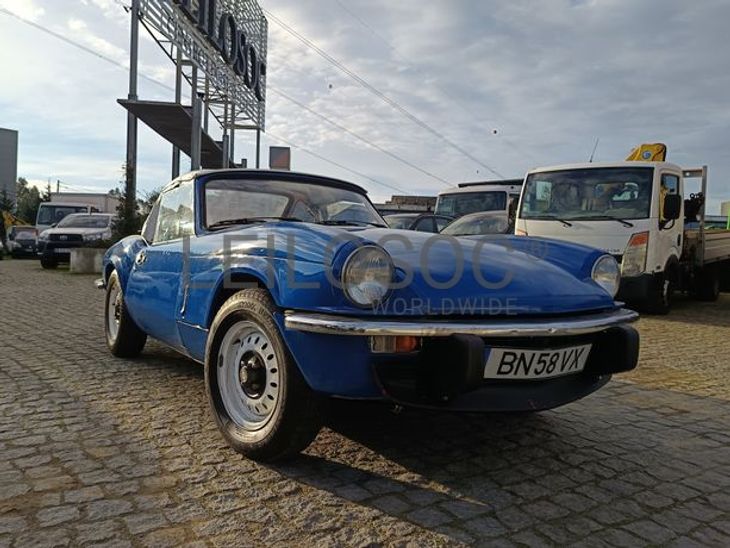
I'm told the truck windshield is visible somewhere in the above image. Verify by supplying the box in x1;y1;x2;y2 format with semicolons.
37;205;89;226
520;167;653;221
436;191;507;217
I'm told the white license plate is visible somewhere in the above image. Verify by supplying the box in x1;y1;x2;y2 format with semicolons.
54;248;72;253
484;344;592;380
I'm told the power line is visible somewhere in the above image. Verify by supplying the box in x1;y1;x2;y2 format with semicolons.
264;8;506;178
0;6;172;93
265;131;410;195
269;87;448;186
331;0;535;165
0;5;423;195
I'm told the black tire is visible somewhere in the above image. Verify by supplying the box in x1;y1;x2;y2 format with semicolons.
40;257;58;269
205;289;322;462
644;273;673;315
104;270;147;358
692;267;720;302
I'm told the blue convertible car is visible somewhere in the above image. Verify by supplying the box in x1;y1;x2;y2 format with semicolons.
100;169;639;461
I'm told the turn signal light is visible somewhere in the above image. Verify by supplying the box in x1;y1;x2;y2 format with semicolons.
370;336;421;354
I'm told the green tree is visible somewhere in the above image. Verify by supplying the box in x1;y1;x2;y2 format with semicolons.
0;190;13;251
15;178;42;224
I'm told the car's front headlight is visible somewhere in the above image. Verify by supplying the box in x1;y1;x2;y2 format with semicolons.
592;255;620;297
38;231;49;242
342;246;394;307
83;232;104;242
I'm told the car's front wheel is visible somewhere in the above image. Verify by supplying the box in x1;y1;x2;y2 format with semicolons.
205;289;322;462
105;270;147;357
40;257;57;269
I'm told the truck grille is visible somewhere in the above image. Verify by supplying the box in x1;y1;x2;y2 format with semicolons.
49;234;83;243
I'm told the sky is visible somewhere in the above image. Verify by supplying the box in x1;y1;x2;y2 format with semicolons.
0;0;729;211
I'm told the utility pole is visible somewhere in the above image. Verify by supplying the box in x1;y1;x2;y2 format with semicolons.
125;0;140;217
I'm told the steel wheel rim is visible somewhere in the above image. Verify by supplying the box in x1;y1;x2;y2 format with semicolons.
217;321;281;431
107;283;122;342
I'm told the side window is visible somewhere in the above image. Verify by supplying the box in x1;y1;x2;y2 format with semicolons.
154;182;194;243
662;174;679;195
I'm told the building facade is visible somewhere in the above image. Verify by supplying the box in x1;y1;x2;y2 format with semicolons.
721;201;730;217
0;128;19;206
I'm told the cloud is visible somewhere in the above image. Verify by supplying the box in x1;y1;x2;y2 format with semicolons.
67;17;126;62
0;0;44;21
1;0;729;210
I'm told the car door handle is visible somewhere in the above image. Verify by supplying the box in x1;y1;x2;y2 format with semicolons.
135;250;147;266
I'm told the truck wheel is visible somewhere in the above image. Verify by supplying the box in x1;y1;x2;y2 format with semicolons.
645;274;673;315
105;270;147;357
40;257;58;269
693;267;720;302
205;289;322;462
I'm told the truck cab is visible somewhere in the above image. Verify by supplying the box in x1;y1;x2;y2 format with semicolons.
516;162;729;313
435;180;523;219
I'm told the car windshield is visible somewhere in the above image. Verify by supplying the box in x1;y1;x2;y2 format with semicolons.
436;191;507;217
385;215;418;229
37;205;89;225
57;215;111;229
205;178;386;228
441;213;510;236
520;167;653;221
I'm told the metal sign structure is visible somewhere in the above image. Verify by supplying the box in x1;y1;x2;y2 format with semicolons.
123;0;268;207
141;0;268;130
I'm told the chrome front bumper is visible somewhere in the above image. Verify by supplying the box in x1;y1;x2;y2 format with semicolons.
284;308;639;338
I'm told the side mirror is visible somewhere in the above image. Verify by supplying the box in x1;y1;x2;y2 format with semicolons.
663;194;682;221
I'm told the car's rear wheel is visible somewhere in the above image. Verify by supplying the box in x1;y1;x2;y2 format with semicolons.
205;289;322;462
692;267;720;302
105;270;147;357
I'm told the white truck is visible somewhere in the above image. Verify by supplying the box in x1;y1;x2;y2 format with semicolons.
515;161;730;313
435;179;523;219
36;193;120;233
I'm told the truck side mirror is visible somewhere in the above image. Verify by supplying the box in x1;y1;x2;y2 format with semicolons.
663;194;682;221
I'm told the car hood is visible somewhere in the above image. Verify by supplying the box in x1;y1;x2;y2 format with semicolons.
210;223;616;316
43;227;108;236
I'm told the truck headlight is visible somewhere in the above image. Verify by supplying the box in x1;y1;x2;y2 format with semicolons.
592;255;620;297
342;246;393;307
621;232;649;278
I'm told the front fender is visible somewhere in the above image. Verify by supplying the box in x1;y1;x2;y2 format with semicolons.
103;236;147;290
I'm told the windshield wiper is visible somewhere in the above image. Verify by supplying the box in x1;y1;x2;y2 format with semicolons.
209;217;303;230
529;215;573;227
318;220;387;228
579;215;634;228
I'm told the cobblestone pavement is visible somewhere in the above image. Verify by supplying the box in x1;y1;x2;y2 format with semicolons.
1;259;729;547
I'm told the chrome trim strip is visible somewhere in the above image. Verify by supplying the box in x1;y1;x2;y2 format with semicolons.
284;308;639;338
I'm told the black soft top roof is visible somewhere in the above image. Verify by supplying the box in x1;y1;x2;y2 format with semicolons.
164;169;369;196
